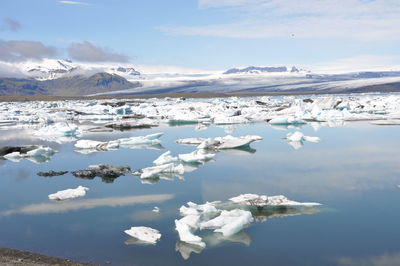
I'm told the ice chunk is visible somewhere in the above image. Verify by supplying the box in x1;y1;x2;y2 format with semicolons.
175;219;206;247
269;116;306;125
35;122;82;143
48;186;89;201
178;149;215;163
200;209;254;237
177;135;262;150
153;151;179;165
124;226;161;244
286;131;320;143
140;163;185;179
229;194;321;207
152;206;160;213
2;146;56;163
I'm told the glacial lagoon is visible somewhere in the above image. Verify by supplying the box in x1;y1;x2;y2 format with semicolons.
1;94;400;265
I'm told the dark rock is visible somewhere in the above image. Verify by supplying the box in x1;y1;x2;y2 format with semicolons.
37;170;68;177
72;164;131;183
303;98;313;103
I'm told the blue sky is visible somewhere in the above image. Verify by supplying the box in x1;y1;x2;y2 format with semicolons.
1;0;400;71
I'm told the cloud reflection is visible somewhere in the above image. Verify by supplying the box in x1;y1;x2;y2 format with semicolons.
2;194;175;216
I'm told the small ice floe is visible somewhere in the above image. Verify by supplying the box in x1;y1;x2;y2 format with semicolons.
48;186;89;201
178;149;215;163
176;135;262;150
35;122;82;143
74;133;163;154
229;194;321;208
1;146;56;164
124;226;161;245
285;131;320;150
286;131;320;143
175;219;206;248
153;151;179;165
269;116;306;125
200;209;254;237
72;164;131;183
152;206;160;213
140;163;185;180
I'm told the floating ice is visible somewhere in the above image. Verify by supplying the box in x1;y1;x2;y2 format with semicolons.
200;209;254;237
74;133;163;153
175;219;206;248
178;149;215;163
2;146;56;163
124;226;161;244
269;116;306;125
35;122;82;143
153;151;179;165
286;131;320;143
176;135;262;150
140;163;185;179
48;186;89;201
229;194;321;207
152;206;160;213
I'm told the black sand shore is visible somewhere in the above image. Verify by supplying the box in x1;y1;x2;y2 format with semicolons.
0;248;94;266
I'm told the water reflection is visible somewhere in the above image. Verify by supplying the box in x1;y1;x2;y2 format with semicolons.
2;194;175;216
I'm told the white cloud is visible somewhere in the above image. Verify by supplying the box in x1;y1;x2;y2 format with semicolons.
160;0;400;40
59;1;89;6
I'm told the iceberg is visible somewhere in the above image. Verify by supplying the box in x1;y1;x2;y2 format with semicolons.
124;226;161;244
175;219;206;248
74;133;163;153
2;145;56;163
178;149;215;163
269;116;306;125
140;163;185;179
48;186;89;201
35;122;82;143
200;209;254;237
153;151;179;165
177;135;262;150
229;194;321;207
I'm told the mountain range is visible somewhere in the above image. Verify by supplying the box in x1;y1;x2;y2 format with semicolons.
1;59;400;96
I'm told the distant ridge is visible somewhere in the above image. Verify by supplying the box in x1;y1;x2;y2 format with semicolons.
224;66;300;74
0;72;141;96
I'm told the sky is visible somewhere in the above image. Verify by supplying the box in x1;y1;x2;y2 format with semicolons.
1;0;400;72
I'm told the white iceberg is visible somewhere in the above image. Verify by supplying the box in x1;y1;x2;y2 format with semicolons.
35;122;82;143
175;219;206;248
269;116;306;125
229;194;321;207
200;209;254;237
48;186;89;201
153;151;179;165
177;135;262;150
286;131;320;142
124;226;161;244
3;146;56;163
178;149;215;163
140;163;185;179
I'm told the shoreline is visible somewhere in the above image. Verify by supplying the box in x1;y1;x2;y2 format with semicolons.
0;247;93;266
0;90;390;103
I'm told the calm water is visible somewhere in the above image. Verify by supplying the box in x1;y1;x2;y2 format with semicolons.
1;122;400;266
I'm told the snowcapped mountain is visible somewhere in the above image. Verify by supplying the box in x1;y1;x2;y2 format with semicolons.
9;59;141;81
223;66;305;74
